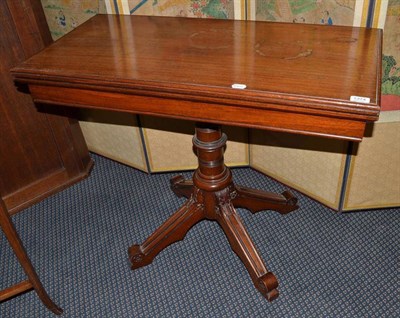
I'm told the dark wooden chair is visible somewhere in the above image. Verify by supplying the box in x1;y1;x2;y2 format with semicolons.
0;1;92;314
0;197;62;315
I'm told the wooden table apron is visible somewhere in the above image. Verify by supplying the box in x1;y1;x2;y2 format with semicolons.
11;15;382;302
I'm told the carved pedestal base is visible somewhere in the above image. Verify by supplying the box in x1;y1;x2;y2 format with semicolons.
128;124;298;301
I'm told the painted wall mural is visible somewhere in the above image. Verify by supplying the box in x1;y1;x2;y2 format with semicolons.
107;0;236;19
40;1;243;40
41;0;106;39
381;0;400;109
252;0;356;25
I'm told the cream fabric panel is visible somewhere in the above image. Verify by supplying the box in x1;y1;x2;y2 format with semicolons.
79;111;147;171
140;116;249;172
344;112;400;210
250;131;348;209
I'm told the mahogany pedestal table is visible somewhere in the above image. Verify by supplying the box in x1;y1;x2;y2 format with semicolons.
11;15;382;301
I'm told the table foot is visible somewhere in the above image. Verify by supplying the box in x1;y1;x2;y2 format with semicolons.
258;273;280;301
128;197;204;270
216;198;280;301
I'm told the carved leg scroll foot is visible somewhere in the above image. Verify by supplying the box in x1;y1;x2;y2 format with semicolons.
128;197;204;269
257;272;280;301
216;201;280;301
232;185;298;215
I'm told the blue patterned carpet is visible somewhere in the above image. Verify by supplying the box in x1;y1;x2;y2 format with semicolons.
1;154;398;317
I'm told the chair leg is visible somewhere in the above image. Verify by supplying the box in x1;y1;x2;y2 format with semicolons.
0;198;62;315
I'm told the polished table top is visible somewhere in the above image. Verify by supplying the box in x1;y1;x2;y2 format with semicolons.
12;15;382;141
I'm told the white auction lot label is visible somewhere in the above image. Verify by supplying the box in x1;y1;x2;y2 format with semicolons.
231;83;247;89
350;95;371;103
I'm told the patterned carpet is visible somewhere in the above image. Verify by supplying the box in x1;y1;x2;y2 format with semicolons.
1;154;398;317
